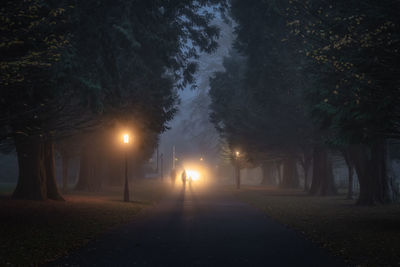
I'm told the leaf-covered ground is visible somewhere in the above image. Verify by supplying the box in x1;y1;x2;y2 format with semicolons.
0;181;168;266
231;186;400;266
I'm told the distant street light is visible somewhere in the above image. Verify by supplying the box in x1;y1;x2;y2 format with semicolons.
160;153;164;180
234;150;241;189
123;134;130;202
199;157;205;183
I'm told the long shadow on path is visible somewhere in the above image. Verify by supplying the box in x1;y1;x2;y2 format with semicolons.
49;185;346;267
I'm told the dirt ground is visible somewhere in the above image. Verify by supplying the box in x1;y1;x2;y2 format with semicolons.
231;186;400;266
0;181;167;266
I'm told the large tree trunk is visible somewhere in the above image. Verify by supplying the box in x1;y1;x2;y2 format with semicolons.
309;146;337;196
280;156;299;188
13;136;63;200
347;164;354;200
350;140;391;205
303;166;309;192
303;166;310;192
275;160;282;185
342;148;354;199
62;155;69;193
75;145;102;192
372;139;390;203
260;161;276;186
300;149;312;192
75;147;90;191
13;136;47;200
300;158;311;192
91;151;102;191
235;164;241;189
44;140;64;200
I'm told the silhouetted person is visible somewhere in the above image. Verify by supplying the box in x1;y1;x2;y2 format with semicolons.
181;170;187;187
170;168;177;186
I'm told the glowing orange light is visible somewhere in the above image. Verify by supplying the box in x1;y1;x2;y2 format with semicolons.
123;134;129;144
235;151;240;157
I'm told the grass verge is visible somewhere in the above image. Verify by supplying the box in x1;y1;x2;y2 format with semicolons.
0;180;168;266
231;186;400;266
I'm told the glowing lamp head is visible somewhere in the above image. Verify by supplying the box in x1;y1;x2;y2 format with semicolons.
235;151;240;157
200;157;204;161
123;134;129;144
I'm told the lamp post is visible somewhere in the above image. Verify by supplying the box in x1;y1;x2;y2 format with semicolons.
123;134;130;202
172;146;176;169
235;151;241;189
160;153;164;180
199;157;205;184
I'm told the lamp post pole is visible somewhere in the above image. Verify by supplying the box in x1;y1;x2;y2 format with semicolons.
123;134;130;202
235;163;240;189
160;153;164;181
124;150;130;202
172;146;175;169
156;146;159;174
235;151;241;190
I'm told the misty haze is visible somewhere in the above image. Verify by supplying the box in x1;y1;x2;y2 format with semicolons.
1;1;400;266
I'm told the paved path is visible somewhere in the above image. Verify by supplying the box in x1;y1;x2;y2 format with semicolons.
51;185;345;267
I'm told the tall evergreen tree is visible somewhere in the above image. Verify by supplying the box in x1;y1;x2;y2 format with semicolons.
288;0;400;204
0;0;227;200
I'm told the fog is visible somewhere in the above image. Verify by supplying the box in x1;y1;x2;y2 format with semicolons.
2;1;400;266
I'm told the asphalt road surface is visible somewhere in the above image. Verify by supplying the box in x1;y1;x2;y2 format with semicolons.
50;184;345;267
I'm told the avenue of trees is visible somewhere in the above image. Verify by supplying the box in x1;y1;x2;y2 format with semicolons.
0;0;227;200
2;0;399;206
209;0;400;204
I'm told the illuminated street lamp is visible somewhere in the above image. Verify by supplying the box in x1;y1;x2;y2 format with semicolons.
123;134;130;202
199;157;205;183
234;150;241;189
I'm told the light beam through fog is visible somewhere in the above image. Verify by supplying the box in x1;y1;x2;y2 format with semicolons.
1;1;400;266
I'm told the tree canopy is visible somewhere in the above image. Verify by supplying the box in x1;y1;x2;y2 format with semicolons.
209;0;400;203
1;0;227;200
